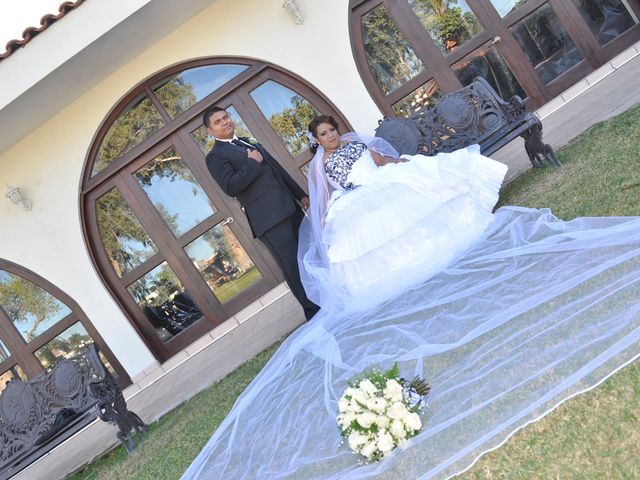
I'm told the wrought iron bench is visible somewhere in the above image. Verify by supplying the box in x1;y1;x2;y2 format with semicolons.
375;76;561;168
0;344;147;480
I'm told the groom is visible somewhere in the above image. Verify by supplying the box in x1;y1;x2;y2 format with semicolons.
202;105;319;321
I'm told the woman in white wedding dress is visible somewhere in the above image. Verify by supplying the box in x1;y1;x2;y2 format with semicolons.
298;114;507;310
181;116;640;480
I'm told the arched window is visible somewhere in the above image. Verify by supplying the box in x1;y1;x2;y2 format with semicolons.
0;259;129;391
81;58;350;362
349;0;640;115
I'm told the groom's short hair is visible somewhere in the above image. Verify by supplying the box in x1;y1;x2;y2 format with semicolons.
203;105;227;128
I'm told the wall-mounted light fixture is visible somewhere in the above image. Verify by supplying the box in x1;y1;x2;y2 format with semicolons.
5;186;32;211
283;0;304;24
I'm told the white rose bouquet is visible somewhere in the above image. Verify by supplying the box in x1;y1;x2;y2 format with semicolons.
336;363;430;463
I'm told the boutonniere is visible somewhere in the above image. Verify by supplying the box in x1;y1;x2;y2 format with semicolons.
246;137;260;146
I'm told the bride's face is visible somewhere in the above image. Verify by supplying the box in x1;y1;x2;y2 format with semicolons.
315;122;341;151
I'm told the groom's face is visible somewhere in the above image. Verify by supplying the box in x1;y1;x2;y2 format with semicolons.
207;111;235;140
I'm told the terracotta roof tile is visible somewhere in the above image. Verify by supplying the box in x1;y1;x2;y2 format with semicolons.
0;0;86;61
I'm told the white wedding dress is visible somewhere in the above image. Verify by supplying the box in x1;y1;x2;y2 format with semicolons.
181;135;640;480
319;141;506;306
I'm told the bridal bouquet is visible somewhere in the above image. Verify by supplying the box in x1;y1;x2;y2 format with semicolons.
336;363;430;462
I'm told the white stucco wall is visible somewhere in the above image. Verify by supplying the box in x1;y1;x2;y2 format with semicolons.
0;0;381;377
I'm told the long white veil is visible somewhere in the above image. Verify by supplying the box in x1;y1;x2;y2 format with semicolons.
181;138;640;479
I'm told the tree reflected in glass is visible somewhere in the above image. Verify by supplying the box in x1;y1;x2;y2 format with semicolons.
0;270;72;343
134;147;216;238
409;0;484;55
93;95;165;176
97;188;158;277
251;81;318;158
362;4;424;94
153;65;248;119
34;322;94;370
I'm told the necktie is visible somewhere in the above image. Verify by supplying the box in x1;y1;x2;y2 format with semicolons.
232;138;255;150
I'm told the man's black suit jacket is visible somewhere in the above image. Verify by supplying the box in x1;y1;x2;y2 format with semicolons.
205;138;306;238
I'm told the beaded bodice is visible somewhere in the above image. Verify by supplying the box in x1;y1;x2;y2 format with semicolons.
324;141;368;191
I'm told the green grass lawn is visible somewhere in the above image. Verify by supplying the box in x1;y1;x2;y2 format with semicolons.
69;103;640;480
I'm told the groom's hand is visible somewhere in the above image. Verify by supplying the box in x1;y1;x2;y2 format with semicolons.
247;148;263;163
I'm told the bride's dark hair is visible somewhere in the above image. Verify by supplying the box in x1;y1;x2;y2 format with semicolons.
308;115;340;153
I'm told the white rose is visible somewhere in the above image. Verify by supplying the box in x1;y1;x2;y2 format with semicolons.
372;397;388;413
360;440;377;459
403;411;422;432
389;419;407;439
375;415;390;430
344;387;358;399
359;379;378;397
387;401;408;420
356;411;377;429
348;431;368;451
383;379;403;400
377;431;396;453
337;413;355;428
338;397;352;413
351;390;368;408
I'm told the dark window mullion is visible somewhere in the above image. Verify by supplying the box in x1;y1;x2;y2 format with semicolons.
118;168;227;322
146;86;173;124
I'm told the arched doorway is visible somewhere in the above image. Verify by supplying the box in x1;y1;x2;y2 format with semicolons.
81;58;350;362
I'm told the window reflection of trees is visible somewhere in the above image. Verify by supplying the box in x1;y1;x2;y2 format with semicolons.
0;271;71;342
97;188;158;277
572;0;636;45
409;0;483;54
35;323;93;370
362;4;424;94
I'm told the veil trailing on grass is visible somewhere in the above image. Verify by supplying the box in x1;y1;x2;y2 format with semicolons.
181;206;640;479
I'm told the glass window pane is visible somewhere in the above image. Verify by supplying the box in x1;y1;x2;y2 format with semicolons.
0;365;26;394
153;65;248;118
127;263;202;342
134;147;216;237
300;162;311;178
191;106;254;156
93;95;165;176
96;187;159;277
34;322;95;370
489;0;530;17
408;0;484;55
572;0;636;45
0;338;9;363
511;4;583;84
250;81;318;158
185;223;262;304
393;79;443;117
0;270;72;343
453;43;525;100
362;4;425;94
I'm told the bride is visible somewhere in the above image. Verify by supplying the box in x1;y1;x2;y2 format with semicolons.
298;114;507;311
181;116;640;480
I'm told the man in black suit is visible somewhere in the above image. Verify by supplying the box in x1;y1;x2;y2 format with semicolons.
203;105;319;321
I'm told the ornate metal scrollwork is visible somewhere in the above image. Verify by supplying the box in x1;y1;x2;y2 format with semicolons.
0;344;147;477
376;76;560;169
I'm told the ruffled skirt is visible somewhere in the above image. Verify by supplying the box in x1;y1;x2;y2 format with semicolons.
323;146;508;304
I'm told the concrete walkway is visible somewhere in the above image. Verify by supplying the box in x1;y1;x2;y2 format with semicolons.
494;40;640;182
